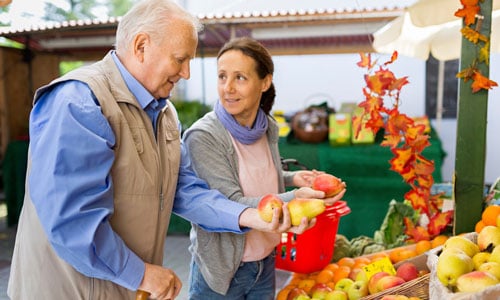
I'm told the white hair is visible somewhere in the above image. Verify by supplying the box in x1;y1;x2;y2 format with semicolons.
115;0;203;53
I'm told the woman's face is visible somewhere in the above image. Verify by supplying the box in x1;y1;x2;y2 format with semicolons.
217;50;271;127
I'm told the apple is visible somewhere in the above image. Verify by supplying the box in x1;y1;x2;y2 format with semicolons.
375;275;406;291
436;249;474;287
477;225;500;251
311;174;345;197
456;270;499;292
368;271;390;294
334;278;354;293
354;269;368;282
286;287;309;300
443;235;480;257
325;290;348;300
347;280;369;300
348;267;365;281
478;261;500;280
488;244;500;264
472;251;491;269
257;194;283;222
310;283;332;300
396;262;419;282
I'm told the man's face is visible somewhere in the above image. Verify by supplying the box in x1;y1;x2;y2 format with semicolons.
139;21;198;99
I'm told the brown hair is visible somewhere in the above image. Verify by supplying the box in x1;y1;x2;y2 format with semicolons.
217;37;276;115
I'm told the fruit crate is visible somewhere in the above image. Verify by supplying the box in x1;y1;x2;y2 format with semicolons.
275;201;351;274
361;273;430;300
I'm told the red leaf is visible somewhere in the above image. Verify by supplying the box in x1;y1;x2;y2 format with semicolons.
428;211;454;236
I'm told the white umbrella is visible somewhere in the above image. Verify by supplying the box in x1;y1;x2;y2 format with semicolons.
373;4;500;61
372;0;499;128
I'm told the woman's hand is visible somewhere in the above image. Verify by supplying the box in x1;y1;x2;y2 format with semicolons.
292;169;324;187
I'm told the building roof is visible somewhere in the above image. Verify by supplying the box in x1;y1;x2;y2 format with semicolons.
0;5;407;58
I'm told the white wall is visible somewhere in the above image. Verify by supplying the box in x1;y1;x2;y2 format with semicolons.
184;52;500;185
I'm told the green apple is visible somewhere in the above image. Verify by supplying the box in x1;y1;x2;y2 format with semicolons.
334;278;354;293
436;250;474;287
456;270;499;292
443;235;479;257
477;226;500;251
347;280;369;300
472;251;491;270
478;261;500;280
324;290;347;300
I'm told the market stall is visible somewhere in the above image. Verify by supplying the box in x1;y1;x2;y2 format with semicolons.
279;128;446;239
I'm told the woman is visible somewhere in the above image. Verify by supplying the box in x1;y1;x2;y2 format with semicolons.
183;37;346;299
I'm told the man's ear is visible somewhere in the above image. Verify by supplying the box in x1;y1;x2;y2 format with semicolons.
132;33;150;62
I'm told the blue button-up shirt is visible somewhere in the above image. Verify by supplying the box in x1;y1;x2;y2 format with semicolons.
27;51;248;290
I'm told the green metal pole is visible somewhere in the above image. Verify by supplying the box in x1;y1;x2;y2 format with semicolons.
454;0;492;234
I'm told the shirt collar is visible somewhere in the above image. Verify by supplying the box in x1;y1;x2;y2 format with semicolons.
111;50;168;111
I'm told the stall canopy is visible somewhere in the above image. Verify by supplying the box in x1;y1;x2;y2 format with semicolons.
0;6;406;58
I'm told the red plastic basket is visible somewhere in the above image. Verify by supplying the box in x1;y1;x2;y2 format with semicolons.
275;200;351;274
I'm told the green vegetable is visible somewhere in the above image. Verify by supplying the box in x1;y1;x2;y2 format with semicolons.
373;199;419;249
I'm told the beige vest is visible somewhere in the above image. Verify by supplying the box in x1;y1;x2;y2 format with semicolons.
8;52;180;299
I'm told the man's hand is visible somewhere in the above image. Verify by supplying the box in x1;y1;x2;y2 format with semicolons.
138;263;182;299
238;204;315;235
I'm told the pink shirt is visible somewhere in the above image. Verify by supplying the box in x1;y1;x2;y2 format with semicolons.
231;135;281;262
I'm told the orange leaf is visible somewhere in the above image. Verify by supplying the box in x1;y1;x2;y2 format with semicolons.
404;221;430;243
390;147;413;173
383;51;398;66
381;134;403;148
455;5;480;25
357;52;372;68
428;211;454;236
461;26;488;44
405;189;429;214
456;67;475;82
471;71;499;93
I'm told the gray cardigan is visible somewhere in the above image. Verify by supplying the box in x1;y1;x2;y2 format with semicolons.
182;111;296;295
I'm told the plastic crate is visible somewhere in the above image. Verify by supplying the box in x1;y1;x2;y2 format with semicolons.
275;200;351;274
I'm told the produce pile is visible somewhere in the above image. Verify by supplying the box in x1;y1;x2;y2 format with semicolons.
429;205;500;295
276;235;447;300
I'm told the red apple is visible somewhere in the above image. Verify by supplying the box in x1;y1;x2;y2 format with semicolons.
257;194;283;222
311;174;344;197
396;262;419;282
286;287;308;300
375;275;406;292
310;282;333;299
368;271;390;294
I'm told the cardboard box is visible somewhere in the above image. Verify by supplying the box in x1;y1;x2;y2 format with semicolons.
329;113;351;146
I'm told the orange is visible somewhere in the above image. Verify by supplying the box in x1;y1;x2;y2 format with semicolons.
316;269;335;284
415;239;432;254
482;205;500;226
389;247;417;264
332;265;351;283
475;219;486;233
297;278;316;294
370;252;389;262
431;235;448;248
276;285;293;300
323;263;339;273
353;256;371;268
337;257;355;268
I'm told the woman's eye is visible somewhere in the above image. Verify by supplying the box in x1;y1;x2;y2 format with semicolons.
237;75;246;81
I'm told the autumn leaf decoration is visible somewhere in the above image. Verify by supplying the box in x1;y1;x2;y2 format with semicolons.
455;0;498;92
355;52;453;242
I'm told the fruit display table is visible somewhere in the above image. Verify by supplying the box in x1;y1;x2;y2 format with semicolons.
279;128;446;239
